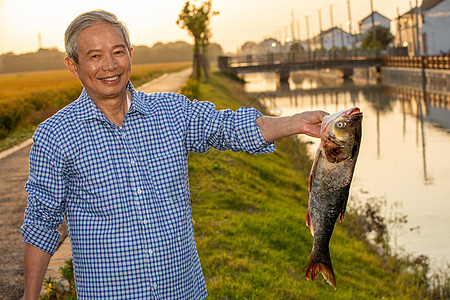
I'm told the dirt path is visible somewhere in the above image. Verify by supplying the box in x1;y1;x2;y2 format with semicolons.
0;68;192;300
0;142;32;300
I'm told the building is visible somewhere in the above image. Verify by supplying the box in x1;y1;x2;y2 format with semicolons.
421;0;450;55
256;38;282;53
358;11;391;35
396;0;450;56
310;27;357;50
395;6;420;56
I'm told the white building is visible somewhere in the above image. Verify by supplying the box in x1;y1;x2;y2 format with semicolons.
256;38;282;53
358;11;391;35
311;27;356;51
395;7;419;56
396;0;450;56
422;0;450;55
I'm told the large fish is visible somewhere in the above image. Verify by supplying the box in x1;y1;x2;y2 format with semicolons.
305;107;363;289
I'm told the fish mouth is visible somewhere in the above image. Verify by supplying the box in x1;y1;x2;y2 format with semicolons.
345;107;363;122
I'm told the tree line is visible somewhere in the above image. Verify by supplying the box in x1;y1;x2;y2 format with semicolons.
0;41;223;74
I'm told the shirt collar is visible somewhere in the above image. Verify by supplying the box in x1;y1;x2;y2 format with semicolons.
75;81;151;122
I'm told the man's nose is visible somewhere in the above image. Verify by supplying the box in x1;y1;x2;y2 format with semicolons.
102;54;118;71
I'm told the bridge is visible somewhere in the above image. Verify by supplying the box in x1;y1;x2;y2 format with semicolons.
218;52;382;82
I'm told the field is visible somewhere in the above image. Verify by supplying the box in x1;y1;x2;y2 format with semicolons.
0;61;191;151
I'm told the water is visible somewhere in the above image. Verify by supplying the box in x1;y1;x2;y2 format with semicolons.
244;71;450;274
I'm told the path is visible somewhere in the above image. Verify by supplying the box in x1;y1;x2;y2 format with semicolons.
0;67;192;299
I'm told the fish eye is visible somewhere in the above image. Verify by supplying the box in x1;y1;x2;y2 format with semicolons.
336;121;346;129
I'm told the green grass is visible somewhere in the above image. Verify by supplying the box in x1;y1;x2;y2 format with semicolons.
187;72;430;299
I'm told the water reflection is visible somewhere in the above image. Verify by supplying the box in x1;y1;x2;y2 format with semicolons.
244;71;450;273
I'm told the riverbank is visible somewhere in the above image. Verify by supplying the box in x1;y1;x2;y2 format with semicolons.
185;72;433;298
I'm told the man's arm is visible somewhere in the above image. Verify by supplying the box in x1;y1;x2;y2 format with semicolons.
24;243;52;300
255;110;328;143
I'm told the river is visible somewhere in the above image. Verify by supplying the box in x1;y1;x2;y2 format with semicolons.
243;71;450;275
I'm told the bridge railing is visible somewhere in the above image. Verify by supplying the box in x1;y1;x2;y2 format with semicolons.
381;55;450;70
218;49;382;70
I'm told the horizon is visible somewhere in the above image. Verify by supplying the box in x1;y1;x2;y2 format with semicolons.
0;0;414;55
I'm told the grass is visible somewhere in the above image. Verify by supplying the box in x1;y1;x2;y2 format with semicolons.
186;72;433;299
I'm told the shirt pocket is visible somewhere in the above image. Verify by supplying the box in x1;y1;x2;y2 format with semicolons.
71;158;120;215
144;151;189;202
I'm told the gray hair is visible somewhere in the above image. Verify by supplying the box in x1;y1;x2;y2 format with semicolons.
64;10;131;63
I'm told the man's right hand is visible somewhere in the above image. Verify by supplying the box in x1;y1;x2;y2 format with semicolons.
24;243;52;300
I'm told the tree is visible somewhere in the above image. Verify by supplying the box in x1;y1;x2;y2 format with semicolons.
177;0;219;80
361;25;394;49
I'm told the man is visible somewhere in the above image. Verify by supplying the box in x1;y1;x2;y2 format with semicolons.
22;10;327;299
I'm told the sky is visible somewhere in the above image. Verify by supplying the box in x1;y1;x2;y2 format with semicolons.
0;0;415;55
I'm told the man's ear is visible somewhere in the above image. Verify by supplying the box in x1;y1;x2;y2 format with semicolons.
129;46;134;60
64;57;80;79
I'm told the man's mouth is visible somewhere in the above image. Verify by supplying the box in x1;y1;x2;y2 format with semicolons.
101;75;120;82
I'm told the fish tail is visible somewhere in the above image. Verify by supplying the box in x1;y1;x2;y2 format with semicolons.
305;248;336;289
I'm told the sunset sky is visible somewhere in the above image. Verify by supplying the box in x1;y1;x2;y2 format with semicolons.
0;0;414;55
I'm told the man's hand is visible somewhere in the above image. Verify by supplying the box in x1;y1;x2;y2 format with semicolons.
292;110;328;138
256;110;329;142
24;243;52;300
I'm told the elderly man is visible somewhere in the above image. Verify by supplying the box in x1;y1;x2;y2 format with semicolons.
22;10;327;299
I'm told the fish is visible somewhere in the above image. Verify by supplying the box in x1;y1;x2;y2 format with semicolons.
305;107;363;289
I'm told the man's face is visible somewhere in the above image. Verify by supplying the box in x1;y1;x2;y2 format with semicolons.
65;23;133;102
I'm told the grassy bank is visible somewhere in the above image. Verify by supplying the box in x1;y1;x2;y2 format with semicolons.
0;62;190;152
185;73;433;299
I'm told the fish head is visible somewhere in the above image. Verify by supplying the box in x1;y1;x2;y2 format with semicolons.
320;107;363;163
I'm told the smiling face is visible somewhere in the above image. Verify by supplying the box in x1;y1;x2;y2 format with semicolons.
65;22;133;103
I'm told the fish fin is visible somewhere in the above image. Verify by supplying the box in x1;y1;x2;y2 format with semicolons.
305;209;314;237
305;249;336;289
308;146;321;193
339;189;350;222
339;213;345;222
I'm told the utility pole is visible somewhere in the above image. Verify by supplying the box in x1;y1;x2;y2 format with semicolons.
370;0;376;44
347;0;354;49
415;0;421;55
347;0;352;34
305;15;311;51
329;4;335;48
284;26;288;44
291;9;296;41
397;7;403;48
409;1;417;55
318;9;323;49
38;32;42;50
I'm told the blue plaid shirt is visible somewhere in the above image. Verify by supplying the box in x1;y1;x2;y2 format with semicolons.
21;82;275;299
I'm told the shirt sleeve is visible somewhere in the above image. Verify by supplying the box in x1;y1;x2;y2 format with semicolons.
21;124;67;255
184;98;276;154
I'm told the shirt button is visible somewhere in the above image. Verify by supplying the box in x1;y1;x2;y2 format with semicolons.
142;219;148;225
137;188;143;195
148;249;154;255
130;159;136;165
